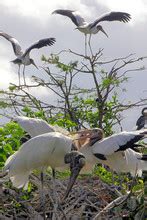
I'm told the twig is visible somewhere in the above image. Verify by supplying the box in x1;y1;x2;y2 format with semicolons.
93;193;130;220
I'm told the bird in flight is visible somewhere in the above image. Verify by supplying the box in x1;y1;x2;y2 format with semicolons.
0;31;56;85
52;10;131;55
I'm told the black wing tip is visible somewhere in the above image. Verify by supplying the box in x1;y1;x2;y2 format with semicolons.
52;10;58;14
119;12;131;22
37;38;56;47
52;9;74;15
48;38;56;45
109;11;131;22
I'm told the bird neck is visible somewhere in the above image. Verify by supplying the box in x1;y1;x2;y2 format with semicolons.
79;143;97;164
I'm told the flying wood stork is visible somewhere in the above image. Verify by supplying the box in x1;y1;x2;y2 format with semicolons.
52;10;131;55
78;128;147;176
0;31;55;85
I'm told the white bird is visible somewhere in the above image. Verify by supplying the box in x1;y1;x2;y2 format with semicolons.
3;131;86;199
2;116;87;219
78;129;147;176
12;117;147;176
12;116;91;174
0;31;56;85
52;10;131;55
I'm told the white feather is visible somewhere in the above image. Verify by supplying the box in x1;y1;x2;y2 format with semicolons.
92;131;145;155
79;129;147;175
14;116;55;137
14;116;69;137
4;132;72;188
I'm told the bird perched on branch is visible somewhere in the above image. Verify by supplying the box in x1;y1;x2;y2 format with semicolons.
52;10;131;55
136;107;147;130
0;31;56;85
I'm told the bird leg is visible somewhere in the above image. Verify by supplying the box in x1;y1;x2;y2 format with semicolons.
85;34;87;57
52;168;58;202
22;65;26;85
88;34;93;56
40;171;46;220
18;65;21;86
51;168;59;220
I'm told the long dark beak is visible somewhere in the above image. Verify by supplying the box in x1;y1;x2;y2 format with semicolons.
32;60;38;69
63;151;86;200
101;28;108;38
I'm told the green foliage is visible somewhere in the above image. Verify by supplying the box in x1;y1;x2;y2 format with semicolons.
42;54;78;73
93;164;144;193
0;121;25;168
94;164;119;185
48;112;77;130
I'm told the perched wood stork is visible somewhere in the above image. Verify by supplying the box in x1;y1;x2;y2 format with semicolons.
78;128;147;176
3;131;85;199
0;31;56;85
12;116;91;173
136;107;147;130
2;116;88;200
52;10;131;55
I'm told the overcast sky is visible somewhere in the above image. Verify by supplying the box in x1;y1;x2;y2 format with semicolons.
0;0;147;130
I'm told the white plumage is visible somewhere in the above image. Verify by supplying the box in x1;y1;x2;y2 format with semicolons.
3;132;73;188
52;10;131;54
13;116;69;137
4;115;147;191
79;129;147;176
0;31;55;85
14;116;55;137
92;130;145;155
3;117;86;194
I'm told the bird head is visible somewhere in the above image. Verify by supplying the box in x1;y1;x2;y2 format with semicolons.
63;151;86;199
30;59;38;69
97;25;108;38
88;128;104;146
142;107;147;116
76;128;104;147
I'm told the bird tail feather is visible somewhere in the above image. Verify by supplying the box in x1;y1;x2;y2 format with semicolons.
10;172;30;190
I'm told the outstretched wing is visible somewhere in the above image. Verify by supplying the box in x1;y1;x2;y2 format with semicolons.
92;130;147;158
13;116;55;137
0;31;23;57
23;38;56;57
52;9;86;26
90;11;131;28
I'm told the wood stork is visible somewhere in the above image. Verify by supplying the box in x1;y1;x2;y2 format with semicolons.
0;31;56;85
78;128;147;176
13;116;92;174
3;131;85;200
136;107;147;130
2;116;88;200
52;10;131;55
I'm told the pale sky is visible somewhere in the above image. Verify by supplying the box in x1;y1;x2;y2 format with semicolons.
0;0;147;129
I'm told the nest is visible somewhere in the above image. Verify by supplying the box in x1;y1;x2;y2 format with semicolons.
0;174;144;219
